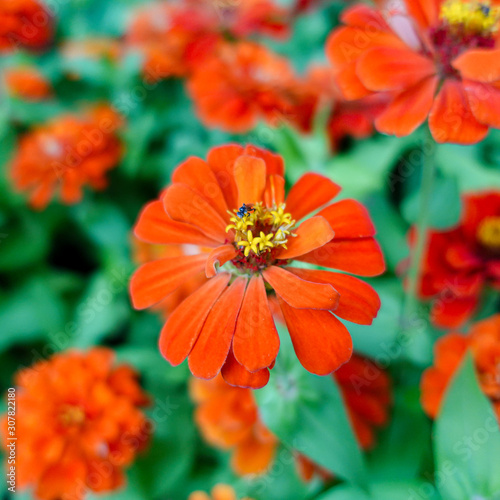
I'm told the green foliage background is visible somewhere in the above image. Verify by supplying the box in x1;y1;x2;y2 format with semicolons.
1;0;500;499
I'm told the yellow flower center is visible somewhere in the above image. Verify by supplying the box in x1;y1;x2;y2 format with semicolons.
440;0;500;34
477;216;500;250
226;202;296;258
60;405;85;426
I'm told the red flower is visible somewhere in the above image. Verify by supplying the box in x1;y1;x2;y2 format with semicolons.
190;354;391;476
421;314;500;423
130;144;385;388
326;0;500;143
4;66;52;101
0;0;53;52
0;348;150;500
188;41;313;133
10;105;123;209
410;191;500;328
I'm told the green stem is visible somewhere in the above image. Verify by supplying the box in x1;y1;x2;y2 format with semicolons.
403;134;437;329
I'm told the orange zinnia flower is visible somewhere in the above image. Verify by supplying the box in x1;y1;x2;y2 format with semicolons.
326;0;500;143
0;0;53;52
190;374;277;475
130;144;385;388
10;105;123;209
189;484;254;500
190;354;391;475
4;66;52;101
188;41;315;134
125;2;221;82
0;348;150;500
409;191;500;328
215;0;290;39
421;314;500;423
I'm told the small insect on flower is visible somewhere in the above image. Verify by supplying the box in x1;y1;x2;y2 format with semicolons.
478;3;490;15
236;203;256;219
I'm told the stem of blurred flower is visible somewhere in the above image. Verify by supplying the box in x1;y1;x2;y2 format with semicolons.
401;133;436;352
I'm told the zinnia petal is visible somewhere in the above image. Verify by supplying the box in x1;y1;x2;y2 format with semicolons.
429;79;488;144
317;199;376;239
264;174;285;207
205;245;238;278
278;216;334;260
130;254;208;309
159;273;231;366
134;199;219;246
453;48;500;83
288;268;381;325
278;297;353;375
207;144;243;209
172;157;229;219
233;275;280;373
464;80;500;128
298;237;385;277
164;183;229;242
285;172;341;221
234;155;266;206
262;266;340;310
357;47;435;92
375;76;438;136
221;349;270;389
189;277;247;379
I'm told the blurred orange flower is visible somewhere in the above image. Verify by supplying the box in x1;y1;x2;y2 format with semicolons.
421;314;500;423
125;0;291;84
125;2;221;82
410;191;500;328
326;0;500;143
189;484;254;500
188;41;314;133
213;0;290;39
190;354;391;476
10;105;123;209
190;374;277;475
4;66;52;101
0;348;150;500
130;144;385;388
0;0;53;52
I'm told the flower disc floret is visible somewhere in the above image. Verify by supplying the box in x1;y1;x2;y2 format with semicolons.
226;202;296;262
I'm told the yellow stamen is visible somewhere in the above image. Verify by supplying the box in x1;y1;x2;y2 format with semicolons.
477;216;500;249
440;0;500;34
60;405;85;426
227;202;296;257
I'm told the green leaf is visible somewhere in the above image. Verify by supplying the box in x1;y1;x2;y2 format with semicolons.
255;334;368;489
435;353;500;500
69;270;130;348
0;278;65;352
318;481;440;500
